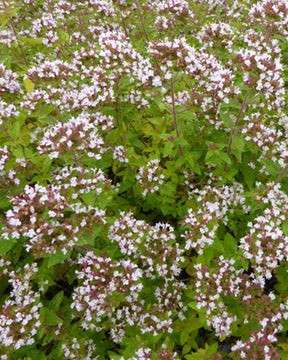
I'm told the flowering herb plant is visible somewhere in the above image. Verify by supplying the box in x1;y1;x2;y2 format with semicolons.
0;0;287;359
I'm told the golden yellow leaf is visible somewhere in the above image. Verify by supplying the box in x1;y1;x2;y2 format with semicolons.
23;77;35;93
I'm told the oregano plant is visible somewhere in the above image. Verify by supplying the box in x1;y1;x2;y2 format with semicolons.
0;0;287;359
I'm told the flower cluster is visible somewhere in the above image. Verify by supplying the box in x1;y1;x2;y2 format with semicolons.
37;112;112;160
197;23;234;52
0;146;20;187
242;113;288;170
0;29;16;48
249;0;288;37
194;256;288;358
3;184;106;257
182;180;248;253
136;159;165;197
146;0;193;32
0;63;21;94
72;212;185;343
26;60;78;82
0;264;42;351
234;47;284;111
128;346;179;360
109;212;184;279
97;30;154;85
149;37;240;129
71;252;143;342
231;328;281;360
0;100;19;126
240;182;288;280
53;166;111;200
61;337;98;360
113;145;129;163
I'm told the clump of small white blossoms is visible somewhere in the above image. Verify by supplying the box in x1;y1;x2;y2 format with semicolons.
71;252;143;342
53;166;111;200
136;159;165;197
0;29;16;48
26;59;78;82
72;213;186;343
31;11;58;46
197;22;235;52
0;264;42;351
0;146;19;187
240;182;288;280
146;0;193;32
37;112;112;160
108;211;149;256
0;63;21;93
3;184;106;257
0;100;19;125
129;347;152;360
194;257;242;338
194;256;288;356
113;145;129;163
109;212;184;279
97;30;155;86
0;258;11;277
242;113;288;169
234;44;285;111
128;345;179;360
163;90;191;107
120;90;150;109
248;0;288;37
182;180;248;253
109;212;186;328
231;328;281;360
240;208;288;280
0;62;21;126
61;337;99;360
149;37;239;128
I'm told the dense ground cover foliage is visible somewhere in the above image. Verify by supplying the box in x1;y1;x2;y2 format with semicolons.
0;0;287;358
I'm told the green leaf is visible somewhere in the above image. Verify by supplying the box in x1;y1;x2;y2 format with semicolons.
278;350;288;360
223;233;238;254
206;343;218;355
49;291;64;311
107;352;125;360
26;350;46;360
0;192;10;209
185;318;205;332
205;149;231;166
283;221;288;236
21;37;43;45
231;136;245;162
40;308;62;326
188;302;199;311
0;239;16;255
183;344;192;355
163;142;175;157
11;241;23;265
118;168;135;193
185;262;195;276
47;249;70;268
242;165;255;188
180;331;189;345
0;16;10;28
185;353;205;360
9;121;21;139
